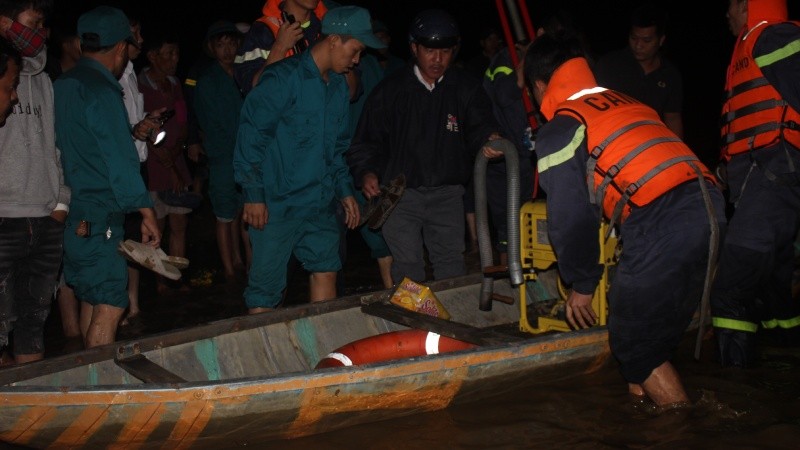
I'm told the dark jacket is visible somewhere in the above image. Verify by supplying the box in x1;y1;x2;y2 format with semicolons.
347;65;498;189
233;51;354;220
483;48;534;159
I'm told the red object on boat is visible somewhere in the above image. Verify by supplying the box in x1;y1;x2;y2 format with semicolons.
315;330;475;369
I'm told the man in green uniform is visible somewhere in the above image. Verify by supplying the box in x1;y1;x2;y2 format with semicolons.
234;6;385;313
194;21;248;283
54;6;161;348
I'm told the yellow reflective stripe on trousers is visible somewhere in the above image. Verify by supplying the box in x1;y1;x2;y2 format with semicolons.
537;124;586;174
712;317;758;333
761;315;800;330
755;38;800;68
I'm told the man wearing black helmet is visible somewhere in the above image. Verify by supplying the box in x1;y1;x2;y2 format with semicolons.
347;9;503;284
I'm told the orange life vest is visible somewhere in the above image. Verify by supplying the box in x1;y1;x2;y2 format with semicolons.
720;20;800;160
256;0;327;58
557;90;715;225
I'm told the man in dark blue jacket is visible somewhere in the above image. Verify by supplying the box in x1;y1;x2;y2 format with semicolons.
348;9;501;284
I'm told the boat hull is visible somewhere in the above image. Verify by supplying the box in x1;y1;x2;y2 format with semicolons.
0;275;611;448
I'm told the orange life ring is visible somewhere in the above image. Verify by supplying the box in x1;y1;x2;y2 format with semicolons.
315;329;475;369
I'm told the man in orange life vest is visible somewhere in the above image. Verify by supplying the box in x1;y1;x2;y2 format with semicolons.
520;34;726;407
711;0;800;367
233;0;327;95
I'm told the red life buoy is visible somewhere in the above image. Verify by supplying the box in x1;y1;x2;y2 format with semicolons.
315;329;475;369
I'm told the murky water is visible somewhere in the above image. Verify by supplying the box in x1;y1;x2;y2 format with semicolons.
31;202;800;449
270;336;800;450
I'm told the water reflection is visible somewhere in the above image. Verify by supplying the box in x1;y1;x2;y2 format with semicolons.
278;339;800;449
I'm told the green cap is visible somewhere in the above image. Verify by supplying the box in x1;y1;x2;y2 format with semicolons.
322;6;386;49
77;6;136;47
205;20;240;42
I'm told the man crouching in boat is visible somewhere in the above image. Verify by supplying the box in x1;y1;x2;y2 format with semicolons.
520;34;726;408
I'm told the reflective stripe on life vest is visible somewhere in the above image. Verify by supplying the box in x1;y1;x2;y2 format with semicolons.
721;20;800;158
555;89;713;224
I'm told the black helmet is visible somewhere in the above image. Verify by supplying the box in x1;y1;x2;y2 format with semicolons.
408;9;460;49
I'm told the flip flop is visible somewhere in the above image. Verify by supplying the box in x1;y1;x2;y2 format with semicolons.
155;248;189;269
118;240;183;281
360;174;406;230
121;239;189;271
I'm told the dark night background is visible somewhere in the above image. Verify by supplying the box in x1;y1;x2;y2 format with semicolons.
49;0;799;167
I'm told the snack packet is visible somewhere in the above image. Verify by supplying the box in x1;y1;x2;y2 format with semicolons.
390;277;451;320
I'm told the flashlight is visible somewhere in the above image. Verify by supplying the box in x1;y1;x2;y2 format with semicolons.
148;109;175;146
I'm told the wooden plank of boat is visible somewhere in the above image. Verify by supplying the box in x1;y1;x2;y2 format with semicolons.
0;274;612;449
115;353;187;384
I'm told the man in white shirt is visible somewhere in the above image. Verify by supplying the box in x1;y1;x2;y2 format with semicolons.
118;13;163;326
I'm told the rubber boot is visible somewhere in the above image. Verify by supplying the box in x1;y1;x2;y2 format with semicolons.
715;328;758;368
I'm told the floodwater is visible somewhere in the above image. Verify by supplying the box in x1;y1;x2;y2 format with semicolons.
280;338;800;449
27;201;800;449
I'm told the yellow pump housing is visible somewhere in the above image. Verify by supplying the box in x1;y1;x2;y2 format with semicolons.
518;200;618;333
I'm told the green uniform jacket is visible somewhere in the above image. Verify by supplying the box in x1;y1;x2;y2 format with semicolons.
233;50;355;221
194;62;242;166
54;58;151;220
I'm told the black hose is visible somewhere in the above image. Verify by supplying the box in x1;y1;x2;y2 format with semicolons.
475;139;522;311
690;164;721;360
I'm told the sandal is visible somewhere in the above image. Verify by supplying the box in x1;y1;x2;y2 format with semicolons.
156;248;189;269
360;174;406;229
118;240;184;280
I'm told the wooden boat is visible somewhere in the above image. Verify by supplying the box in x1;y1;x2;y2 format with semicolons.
0;273;612;449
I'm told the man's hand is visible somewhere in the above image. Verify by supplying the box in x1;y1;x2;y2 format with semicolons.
139;207;161;247
361;173;381;199
565;290;597;329
482;133;506;159
341;196;360;229
50;209;67;223
275;20;303;53
132;107;167;141
243;202;268;230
